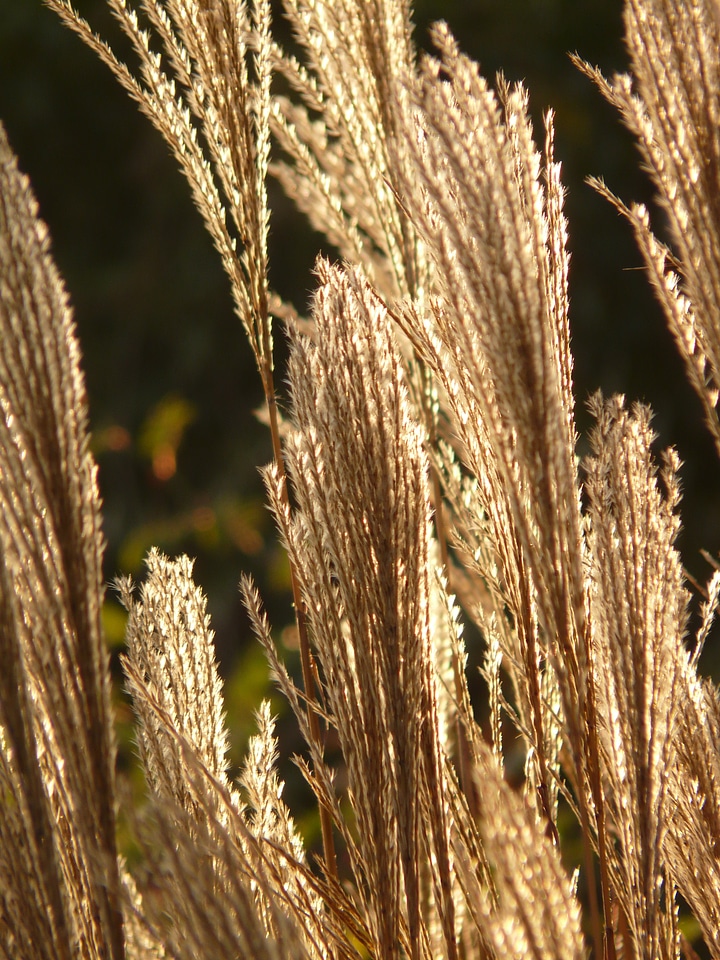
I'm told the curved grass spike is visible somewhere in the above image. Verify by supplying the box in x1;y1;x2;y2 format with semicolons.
272;0;478;815
43;0;338;882
0;119;124;960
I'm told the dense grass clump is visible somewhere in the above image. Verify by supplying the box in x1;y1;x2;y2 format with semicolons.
1;2;720;958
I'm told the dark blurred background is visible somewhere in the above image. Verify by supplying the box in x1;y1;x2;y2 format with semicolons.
3;0;720;771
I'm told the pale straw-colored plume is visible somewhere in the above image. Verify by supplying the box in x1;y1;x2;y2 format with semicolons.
271;0;427;304
45;0;274;379
119;552;336;959
244;259;586;960
118;550;231;814
665;653;720;957
573;0;720;455
392;14;594;878
584;394;688;960
3;0;720;958
259;260;453;960
460;741;585;960
0;120;123;960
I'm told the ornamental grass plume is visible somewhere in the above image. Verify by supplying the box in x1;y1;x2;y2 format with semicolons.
1;0;720;958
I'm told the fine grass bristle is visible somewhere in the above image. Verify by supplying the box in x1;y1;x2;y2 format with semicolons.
2;1;720;958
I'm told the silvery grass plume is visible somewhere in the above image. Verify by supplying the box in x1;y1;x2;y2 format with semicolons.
0;120;124;960
573;0;720;455
1;0;720;958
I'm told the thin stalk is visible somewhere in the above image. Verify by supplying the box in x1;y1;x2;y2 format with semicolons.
545;594;605;960
583;674;617;960
421;366;478;822
538;540;608;960
558;617;613;960
517;564;560;846
568;707;606;960
262;363;339;883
